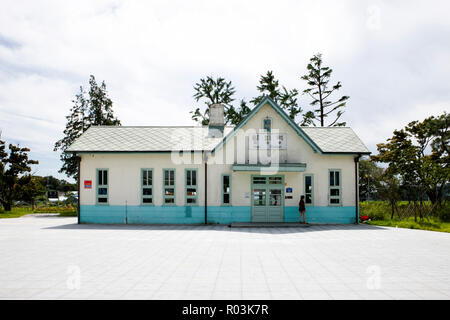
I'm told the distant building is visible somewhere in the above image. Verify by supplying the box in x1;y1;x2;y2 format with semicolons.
47;190;77;202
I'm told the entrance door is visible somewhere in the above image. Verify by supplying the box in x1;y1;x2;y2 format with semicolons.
251;175;284;222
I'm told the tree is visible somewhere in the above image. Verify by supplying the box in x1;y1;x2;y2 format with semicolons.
404;113;450;205
0;138;38;211
190;76;251;126
226;100;251;126
86;75;121;126
42;175;77;193
250;71;281;105
190;76;235;125
372;112;450;207
16;176;46;209
377;172;401;219
358;159;383;201
54;75;121;179
250;71;308;124
301;53;349;127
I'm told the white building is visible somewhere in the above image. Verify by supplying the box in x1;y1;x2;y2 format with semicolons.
67;97;370;224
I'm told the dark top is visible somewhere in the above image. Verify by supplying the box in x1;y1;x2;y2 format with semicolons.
299;199;305;212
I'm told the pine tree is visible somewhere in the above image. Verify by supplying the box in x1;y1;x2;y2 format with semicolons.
53;86;88;178
250;71;281;106
87;75;120;126
301;53;349;127
54;75;121;179
191;76;250;126
226;100;251;125
251;71;306;124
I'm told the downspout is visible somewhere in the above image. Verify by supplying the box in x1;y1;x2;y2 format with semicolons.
204;151;208;225
75;153;81;224
354;154;361;224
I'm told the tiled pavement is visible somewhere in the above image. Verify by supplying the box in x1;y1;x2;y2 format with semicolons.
0;216;449;300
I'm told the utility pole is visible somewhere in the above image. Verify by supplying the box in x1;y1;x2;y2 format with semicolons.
365;174;370;201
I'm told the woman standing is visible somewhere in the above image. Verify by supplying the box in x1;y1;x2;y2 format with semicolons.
299;195;306;224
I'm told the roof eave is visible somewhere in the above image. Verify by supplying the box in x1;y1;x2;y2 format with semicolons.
65;150;208;153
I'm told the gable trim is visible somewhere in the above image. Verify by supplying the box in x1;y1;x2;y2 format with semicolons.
211;96;323;154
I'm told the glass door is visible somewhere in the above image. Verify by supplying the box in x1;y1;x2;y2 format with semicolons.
251;175;284;222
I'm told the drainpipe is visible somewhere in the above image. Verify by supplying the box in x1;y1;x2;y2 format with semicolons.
204;151;208;225
75;153;81;224
354;154;361;224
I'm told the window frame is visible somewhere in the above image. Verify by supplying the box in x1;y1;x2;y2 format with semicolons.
141;168;154;206
96;168;109;205
304;174;314;206
185;168;198;206
162;168;176;206
328;169;342;206
221;174;232;206
263;117;272;132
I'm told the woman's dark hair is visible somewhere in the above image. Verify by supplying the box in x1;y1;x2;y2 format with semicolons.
300;195;305;200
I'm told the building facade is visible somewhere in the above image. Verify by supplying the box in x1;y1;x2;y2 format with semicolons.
67;97;370;224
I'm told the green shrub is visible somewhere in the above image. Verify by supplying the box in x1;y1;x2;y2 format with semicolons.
437;203;450;222
360;201;390;220
33;206;76;214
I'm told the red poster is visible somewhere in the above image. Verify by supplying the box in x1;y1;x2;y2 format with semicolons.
84;180;92;188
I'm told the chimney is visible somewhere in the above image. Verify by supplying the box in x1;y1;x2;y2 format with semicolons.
208;103;224;137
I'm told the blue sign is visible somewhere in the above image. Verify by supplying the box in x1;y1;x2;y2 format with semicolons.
286;187;293;193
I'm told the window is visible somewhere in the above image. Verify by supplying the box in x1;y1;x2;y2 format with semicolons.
253;189;266;206
263;118;271;132
185;169;197;205
272;134;286;149
269;189;282;206
249;133;286;149
304;174;314;205
222;174;231;205
268;176;282;184
253;176;266;184
163;169;176;205
96;169;108;205
141;169;153;205
329;170;341;205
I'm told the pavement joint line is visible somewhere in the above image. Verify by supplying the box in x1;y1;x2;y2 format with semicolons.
1;217;450;300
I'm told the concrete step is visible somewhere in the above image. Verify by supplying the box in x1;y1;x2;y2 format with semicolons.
229;222;310;228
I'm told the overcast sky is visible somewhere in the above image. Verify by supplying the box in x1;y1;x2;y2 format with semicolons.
0;0;449;182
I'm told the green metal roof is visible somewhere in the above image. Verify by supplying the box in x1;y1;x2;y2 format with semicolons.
66;97;370;155
66;126;234;152
301;127;370;154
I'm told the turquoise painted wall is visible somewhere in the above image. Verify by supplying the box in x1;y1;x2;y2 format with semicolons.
80;205;250;224
284;206;357;224
80;205;356;224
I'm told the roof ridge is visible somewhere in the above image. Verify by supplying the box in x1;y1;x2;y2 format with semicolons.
300;126;351;129
89;125;236;128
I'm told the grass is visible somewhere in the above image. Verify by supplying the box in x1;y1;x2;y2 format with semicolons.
361;200;450;233
0;205;77;218
365;217;450;233
0;207;35;218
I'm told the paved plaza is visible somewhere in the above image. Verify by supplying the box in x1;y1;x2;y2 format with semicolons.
0;216;449;300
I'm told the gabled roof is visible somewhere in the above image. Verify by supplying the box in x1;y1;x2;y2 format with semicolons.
66;126;234;152
212;96;322;154
66;97;370;155
301;127;370;154
211;96;370;155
